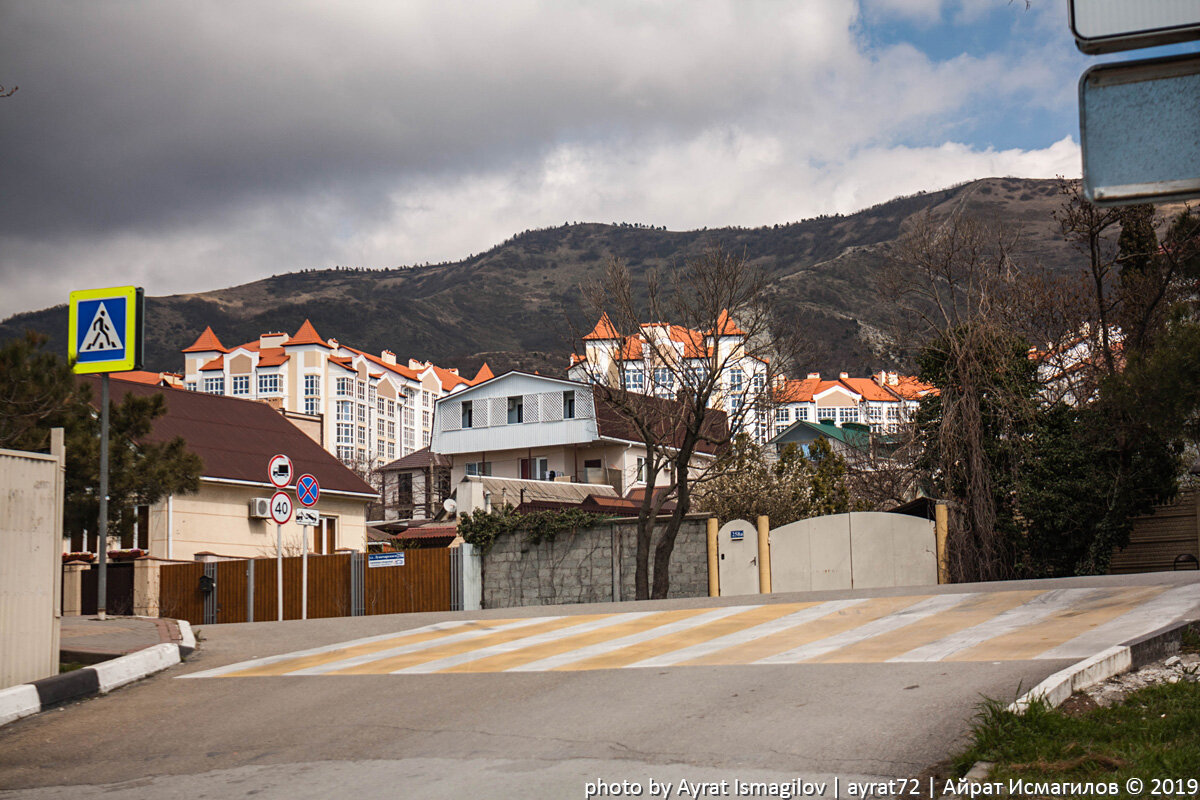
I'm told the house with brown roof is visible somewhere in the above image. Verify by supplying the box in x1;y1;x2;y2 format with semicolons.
73;377;377;561
180;319;490;473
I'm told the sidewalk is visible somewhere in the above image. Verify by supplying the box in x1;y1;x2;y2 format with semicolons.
60;616;186;665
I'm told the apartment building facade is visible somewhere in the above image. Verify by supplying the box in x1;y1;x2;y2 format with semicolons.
181;320;488;471
568;311;773;442
773;371;934;433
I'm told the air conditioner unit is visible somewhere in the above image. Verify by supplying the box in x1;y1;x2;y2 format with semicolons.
249;497;272;519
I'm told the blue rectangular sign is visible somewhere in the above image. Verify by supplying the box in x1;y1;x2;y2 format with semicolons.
730;530;745;541
368;552;406;568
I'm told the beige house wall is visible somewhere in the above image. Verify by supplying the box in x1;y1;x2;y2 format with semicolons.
145;481;369;561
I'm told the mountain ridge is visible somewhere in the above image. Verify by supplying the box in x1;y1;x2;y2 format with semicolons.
1;176;1077;377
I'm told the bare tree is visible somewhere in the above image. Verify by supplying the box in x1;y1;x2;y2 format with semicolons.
881;211;1038;582
573;245;789;599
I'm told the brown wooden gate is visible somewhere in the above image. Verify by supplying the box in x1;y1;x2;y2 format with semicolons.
80;562;136;616
159;551;451;626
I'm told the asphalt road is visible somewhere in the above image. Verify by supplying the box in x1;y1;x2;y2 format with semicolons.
2;572;1197;800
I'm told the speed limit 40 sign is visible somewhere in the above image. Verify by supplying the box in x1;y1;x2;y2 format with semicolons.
269;490;293;524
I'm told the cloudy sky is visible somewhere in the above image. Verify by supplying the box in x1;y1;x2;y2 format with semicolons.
0;0;1163;319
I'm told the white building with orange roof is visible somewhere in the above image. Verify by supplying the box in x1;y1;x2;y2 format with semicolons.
181;320;489;472
773;371;935;433
568;310;773;442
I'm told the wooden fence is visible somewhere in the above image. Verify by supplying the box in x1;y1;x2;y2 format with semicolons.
159;550;455;626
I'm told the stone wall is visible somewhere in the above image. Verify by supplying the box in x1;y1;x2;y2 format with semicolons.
480;515;711;609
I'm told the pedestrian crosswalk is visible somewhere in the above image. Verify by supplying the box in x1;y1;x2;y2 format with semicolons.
180;583;1200;679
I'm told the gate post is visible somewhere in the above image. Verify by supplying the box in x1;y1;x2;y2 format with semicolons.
133;558;160;617
62;562;89;616
351;552;365;616
706;517;719;597
935;503;950;584
756;515;772;594
202;562;218;625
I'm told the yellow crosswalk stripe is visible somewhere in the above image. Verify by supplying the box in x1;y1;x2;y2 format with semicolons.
439;607;717;673
947;585;1169;662
219;620;525;677
804;590;1044;663
326;614;614;674
682;595;929;666
558;602;820;671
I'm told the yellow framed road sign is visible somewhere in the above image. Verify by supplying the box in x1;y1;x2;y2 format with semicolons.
68;285;144;374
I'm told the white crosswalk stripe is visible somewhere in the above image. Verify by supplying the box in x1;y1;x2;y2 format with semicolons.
181;583;1200;678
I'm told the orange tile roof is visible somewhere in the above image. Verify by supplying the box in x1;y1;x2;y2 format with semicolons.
431;364;471;392
774;377;824;403
583;312;620;340
710;309;746;337
182;326;228;353
839;377;895;402
257;347;290;367
117;371;181;386
884;375;936;400
199;355;225;372
472;362;494;383
286;319;331;348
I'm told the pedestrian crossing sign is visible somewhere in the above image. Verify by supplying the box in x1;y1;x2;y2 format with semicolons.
68;285;144;374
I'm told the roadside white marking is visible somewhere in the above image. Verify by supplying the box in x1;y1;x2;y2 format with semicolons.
626;599;869;668
758;592;974;664
1038;582;1200;660
887;588;1101;663
509;605;752;672
287;616;563;675
392;612;659;674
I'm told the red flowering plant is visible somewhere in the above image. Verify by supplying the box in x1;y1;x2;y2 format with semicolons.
62;551;96;563
107;548;147;561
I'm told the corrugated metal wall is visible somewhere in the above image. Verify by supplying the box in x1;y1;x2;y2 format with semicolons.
1110;489;1200;574
0;435;65;689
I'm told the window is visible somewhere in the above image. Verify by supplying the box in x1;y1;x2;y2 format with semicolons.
636;457;646;483
337;445;355;462
337;377;354;397
387;442;395;459
837;407;858;425
507;396;523;424
422;390;431;407
422;410;430;431
817;408;835;423
356;425;366;444
623;368;644;392
729;395;741;412
336;423;354;445
653;367;673;395
775;407;790;423
461;401;473;428
231;375;250;396
377;397;385;414
387;399;395;417
337;401;354;422
258;373;281;395
369;385;376;404
868;405;883;422
356;381;365;400
727;368;744;393
387;421;395;438
304;374;321;415
377;419;385;438
203;377;224;394
751;373;765;394
563;391;575;419
465;461;492;476
377;440;385;457
887;406;900;420
184;381;197;392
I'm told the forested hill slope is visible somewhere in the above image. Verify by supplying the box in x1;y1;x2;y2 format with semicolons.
1;177;1075;376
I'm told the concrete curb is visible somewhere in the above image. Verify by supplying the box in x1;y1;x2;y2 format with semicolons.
954;618;1200;789
1007;617;1198;714
0;624;196;730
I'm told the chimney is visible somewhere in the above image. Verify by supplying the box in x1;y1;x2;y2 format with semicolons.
888;372;898;385
807;372;820;380
380;350;397;365
839;372;849;380
328;338;339;351
260;332;288;349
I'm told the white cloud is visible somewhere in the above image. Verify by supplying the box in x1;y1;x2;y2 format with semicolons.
0;1;1085;318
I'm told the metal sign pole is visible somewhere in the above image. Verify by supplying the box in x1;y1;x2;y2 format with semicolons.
276;522;283;621
302;532;308;621
97;373;109;620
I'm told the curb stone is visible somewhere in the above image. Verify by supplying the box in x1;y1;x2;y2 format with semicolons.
0;620;196;729
952;618;1200;792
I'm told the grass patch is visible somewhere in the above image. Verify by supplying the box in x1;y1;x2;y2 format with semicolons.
58;662;88;673
955;679;1200;791
1180;626;1200;654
